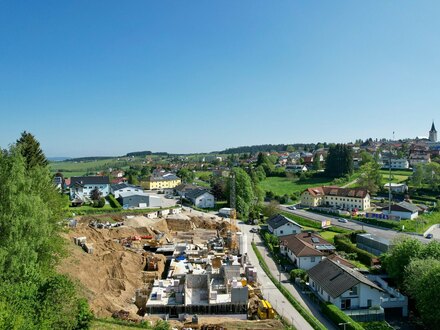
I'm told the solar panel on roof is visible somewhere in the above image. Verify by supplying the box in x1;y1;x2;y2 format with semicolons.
311;237;320;243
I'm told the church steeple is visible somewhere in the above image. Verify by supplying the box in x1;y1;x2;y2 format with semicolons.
429;121;437;142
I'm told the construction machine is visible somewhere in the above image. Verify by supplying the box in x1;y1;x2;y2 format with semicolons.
257;299;275;320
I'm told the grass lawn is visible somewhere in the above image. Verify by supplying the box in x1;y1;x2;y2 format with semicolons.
318;230;339;244
400;211;440;233
194;179;210;188
259;176;335;196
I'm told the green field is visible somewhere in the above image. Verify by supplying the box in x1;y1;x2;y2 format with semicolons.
379;170;411;184
50;158;134;177
259;176;335;196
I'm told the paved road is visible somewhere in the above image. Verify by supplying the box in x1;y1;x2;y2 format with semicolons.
237;221;314;330
280;206;432;243
241;221;337;330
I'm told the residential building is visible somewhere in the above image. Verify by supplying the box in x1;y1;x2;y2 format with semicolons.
409;153;430;167
267;214;303;237
117;191;163;209
285;164;307;173
111;183;144;198
175;183;199;197
382;201;419;219
301;186;370;211
308;258;384;311
383;183;408;194
70;176;110;201
381;158;409;169
280;232;335;270
143;173;182;190
185;189;215;209
53;176;63;191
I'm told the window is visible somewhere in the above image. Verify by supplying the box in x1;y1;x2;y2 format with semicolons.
349;286;358;295
280;230;284;234
311;257;316;262
341;299;351;310
367;299;372;308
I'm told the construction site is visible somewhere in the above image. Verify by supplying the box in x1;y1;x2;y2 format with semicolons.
60;208;283;330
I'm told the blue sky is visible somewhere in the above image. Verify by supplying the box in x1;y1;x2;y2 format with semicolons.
1;1;440;157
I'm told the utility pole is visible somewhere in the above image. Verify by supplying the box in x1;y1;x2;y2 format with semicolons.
388;132;394;215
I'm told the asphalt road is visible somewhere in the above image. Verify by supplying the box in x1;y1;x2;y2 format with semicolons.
279;206;433;243
237;221;315;330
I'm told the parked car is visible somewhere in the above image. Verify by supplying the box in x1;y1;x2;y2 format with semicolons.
338;218;348;223
250;228;259;233
426;233;433;239
287;205;296;210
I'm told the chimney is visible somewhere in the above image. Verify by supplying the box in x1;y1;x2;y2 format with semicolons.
308;231;312;237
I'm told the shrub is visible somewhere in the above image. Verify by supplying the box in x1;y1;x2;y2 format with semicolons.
290;269;307;281
107;194;122;209
320;302;364;330
334;235;375;266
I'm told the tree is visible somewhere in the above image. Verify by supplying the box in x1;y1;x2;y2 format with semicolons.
90;187;101;201
0;143;92;328
312;155;322;171
411;163;425;188
16;131;48;169
359;151;373;166
405;259;440;326
357;162;382;193
177;168;195;183
263;200;280;218
324;144;353;178
381;237;424;286
230;167;255;219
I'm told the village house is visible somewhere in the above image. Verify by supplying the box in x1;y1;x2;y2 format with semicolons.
280;232;335;270
381;201;419;220
69;176;110;201
308;258;384;312
185;189;215;209
301;186;370;211
267;214;303;237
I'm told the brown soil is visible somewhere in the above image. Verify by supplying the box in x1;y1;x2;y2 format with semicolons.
59;212;243;320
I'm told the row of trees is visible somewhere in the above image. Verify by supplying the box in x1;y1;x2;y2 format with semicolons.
381;238;440;326
411;162;440;191
0;132;93;329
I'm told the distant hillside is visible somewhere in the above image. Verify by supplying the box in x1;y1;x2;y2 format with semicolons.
218;143;317;154
48;157;72;162
66;156;114;162
126;151;169;157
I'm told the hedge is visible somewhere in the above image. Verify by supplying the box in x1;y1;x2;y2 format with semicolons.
320;302;364;330
251;243;326;330
107;194;122;209
334;236;375;266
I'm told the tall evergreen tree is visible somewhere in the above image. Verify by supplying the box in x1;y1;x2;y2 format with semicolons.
324;144;353;177
16;131;48;169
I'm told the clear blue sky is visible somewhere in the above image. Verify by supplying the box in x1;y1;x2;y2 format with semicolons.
1;1;440;157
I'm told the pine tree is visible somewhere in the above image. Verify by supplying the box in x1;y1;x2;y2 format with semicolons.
16;131;48;169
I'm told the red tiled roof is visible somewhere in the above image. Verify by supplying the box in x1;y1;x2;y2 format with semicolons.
305;186;369;198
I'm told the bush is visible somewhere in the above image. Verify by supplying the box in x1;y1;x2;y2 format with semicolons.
107;194;122;209
334;235;375;266
290;269;307;281
320;302;364;330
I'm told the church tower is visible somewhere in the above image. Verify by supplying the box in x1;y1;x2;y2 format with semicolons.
429;121;437;142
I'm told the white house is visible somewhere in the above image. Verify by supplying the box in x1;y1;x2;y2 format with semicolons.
308;258;384;311
70;176;110;202
185;189;215;209
383;183;408;194
266;214;303;237
301;186;370;211
280;232;335;270
382;201;419;220
111;183;144;198
381;158;409;169
285;164;308;173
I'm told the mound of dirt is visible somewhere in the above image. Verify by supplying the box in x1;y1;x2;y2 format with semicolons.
59;222;159;318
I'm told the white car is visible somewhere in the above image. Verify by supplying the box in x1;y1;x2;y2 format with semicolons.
287;205;296;210
338;218;348;223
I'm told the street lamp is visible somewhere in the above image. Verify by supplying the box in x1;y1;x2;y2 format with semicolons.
339;322;351;330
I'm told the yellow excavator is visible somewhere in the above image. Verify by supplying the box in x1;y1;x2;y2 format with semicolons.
257;299;275;319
